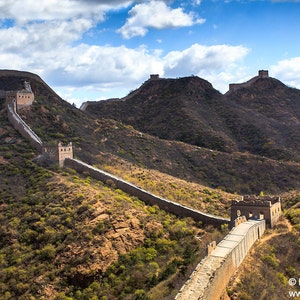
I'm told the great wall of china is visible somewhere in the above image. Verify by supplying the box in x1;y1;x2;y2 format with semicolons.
2;70;281;299
176;219;266;300
64;158;230;227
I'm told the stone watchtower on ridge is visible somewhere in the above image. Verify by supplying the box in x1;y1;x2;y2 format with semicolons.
149;74;160;80
230;195;282;228
4;79;73;167
6;81;35;110
228;70;269;93
42;142;73;168
258;70;269;78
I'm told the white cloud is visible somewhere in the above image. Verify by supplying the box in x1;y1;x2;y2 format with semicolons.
118;1;205;39
43;44;164;86
270;57;300;89
0;0;251;104
0;19;93;55
163;43;250;91
193;0;202;5
0;0;134;24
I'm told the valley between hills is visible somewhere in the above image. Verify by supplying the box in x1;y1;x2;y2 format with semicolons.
0;70;300;299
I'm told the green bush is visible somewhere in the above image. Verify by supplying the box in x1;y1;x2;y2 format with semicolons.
39;244;56;260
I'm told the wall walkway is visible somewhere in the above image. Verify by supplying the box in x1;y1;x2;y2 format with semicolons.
7;99;43;151
64;158;230;227
175;219;266;300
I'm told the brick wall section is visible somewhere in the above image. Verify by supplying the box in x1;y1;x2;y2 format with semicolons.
230;196;282;228
175;220;266;300
64;158;230;227
7;99;43;151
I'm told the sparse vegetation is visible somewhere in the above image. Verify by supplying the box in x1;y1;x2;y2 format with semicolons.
0;111;225;299
227;212;300;300
1;71;300;299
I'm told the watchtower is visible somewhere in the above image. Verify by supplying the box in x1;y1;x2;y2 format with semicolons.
5;81;34;110
150;74;159;80
258;70;269;78
230;195;281;228
58;142;73;167
42;142;73;167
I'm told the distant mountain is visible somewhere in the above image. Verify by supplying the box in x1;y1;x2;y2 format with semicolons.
84;73;300;162
1;70;300;195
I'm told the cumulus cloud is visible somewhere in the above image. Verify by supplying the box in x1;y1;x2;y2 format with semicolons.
117;1;205;39
0;0;251;104
270;57;300;88
43;44;164;86
0;19;93;54
163;43;250;91
0;0;132;24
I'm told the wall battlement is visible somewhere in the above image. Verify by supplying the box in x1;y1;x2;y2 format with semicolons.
231;199;272;207
176;220;266;300
243;194;279;204
231;195;281;228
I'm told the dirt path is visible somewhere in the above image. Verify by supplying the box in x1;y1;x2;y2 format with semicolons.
258;217;293;244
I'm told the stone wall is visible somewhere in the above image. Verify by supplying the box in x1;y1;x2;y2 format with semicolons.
6;90;34;110
175;220;266;300
64;158;230;227
7;99;43;151
231;196;282;228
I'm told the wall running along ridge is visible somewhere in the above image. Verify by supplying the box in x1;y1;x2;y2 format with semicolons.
4;74;268;299
175;220;266;300
64;158;230;227
7;99;43;151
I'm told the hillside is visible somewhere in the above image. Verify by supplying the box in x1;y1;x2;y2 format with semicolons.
1;70;300;299
0;71;298;194
84;74;300;163
0;99;227;299
226;191;300;300
84;76;236;152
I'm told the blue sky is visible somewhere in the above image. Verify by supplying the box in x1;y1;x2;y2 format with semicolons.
0;0;299;106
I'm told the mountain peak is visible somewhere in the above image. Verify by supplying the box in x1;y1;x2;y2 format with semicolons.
128;75;219;99
226;70;288;95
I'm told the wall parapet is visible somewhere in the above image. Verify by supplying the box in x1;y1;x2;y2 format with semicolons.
7;99;43;151
6;96;73;166
175;220;265;300
231;199;272;207
64;158;230;227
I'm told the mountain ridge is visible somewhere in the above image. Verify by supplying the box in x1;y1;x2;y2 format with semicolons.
1;70;300;299
1;70;300;194
84;73;300;163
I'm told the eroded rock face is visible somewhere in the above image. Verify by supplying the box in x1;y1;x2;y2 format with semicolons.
56;204;152;287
